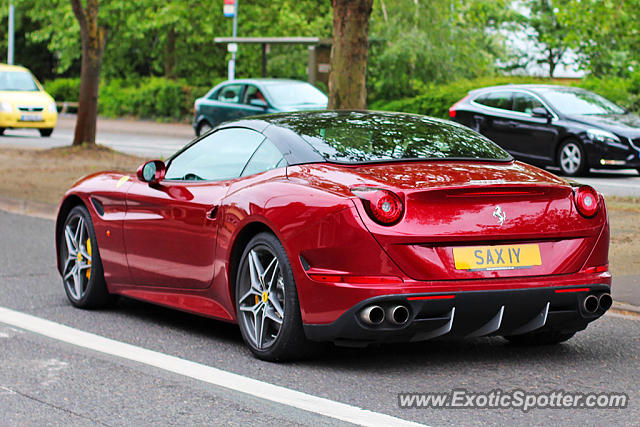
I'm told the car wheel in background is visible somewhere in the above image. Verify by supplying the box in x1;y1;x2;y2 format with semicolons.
235;232;311;361
558;140;588;176
0;128;4;135
197;121;212;137
58;205;113;308
503;330;576;346
39;128;54;137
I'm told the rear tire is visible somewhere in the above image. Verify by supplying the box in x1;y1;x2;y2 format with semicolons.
235;232;312;361
558;140;588;176
39;128;54;137
197;121;212;137
58;205;113;309
503;330;576;346
0;128;5;135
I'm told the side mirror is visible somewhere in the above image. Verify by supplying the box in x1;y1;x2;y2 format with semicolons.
136;160;166;185
531;107;551;119
249;98;268;109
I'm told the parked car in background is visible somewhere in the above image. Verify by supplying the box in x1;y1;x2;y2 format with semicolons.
0;64;57;137
449;84;640;176
193;78;328;136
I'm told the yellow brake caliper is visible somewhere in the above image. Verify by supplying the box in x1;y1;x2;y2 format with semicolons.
86;238;92;279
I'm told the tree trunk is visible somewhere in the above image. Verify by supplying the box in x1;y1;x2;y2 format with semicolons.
164;27;176;79
328;0;373;110
71;0;107;146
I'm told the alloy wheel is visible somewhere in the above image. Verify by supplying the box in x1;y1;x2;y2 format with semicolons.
237;246;286;350
560;142;582;175
61;214;92;301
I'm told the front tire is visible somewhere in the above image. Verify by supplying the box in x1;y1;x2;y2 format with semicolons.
39;128;54;137
58;205;112;308
558;140;588;176
503;330;576;346
235;232;310;361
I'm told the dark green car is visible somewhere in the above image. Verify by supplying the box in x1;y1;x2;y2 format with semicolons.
193;78;328;136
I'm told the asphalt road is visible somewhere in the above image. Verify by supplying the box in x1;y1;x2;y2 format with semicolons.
0;115;190;158
0;209;638;426
1;115;639;197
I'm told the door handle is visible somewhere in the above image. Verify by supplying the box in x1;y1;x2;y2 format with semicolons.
206;206;218;219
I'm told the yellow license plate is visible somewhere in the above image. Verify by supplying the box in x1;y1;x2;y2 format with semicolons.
453;244;541;271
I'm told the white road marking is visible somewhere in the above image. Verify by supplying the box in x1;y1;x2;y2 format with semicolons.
0;306;425;427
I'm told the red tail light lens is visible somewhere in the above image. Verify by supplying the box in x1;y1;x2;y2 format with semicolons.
449;96;468;118
574;185;599;217
351;187;404;225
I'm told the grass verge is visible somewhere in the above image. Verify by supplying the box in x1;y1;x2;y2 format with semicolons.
0;145;145;207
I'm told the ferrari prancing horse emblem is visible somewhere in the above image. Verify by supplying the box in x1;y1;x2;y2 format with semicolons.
493;206;506;226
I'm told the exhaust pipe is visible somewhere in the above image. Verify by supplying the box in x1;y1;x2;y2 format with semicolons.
598;293;612;311
360;305;385;325
583;295;599;313
388;305;410;325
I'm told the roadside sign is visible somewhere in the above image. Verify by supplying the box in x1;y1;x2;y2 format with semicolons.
223;0;235;18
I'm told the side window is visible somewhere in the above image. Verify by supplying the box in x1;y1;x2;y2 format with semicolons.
513;92;545;115
165;128;265;181
216;84;244;103
475;92;513;111
243;85;266;105
241;139;286;177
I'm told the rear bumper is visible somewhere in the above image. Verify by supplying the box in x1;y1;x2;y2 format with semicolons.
303;284;611;345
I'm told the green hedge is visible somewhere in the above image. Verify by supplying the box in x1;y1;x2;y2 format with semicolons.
370;74;640;118
44;77;216;121
44;78;81;103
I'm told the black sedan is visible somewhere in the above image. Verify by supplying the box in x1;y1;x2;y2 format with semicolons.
449;84;640;176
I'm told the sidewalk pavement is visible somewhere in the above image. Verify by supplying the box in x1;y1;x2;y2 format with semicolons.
612;275;640;313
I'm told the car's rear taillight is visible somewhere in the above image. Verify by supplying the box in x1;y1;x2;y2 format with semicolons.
449;95;468;118
351;187;404;225
574;185;599;217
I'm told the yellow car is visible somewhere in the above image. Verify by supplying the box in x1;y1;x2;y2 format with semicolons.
0;64;57;137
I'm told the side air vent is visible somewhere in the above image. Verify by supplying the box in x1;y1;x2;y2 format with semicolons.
90;197;105;216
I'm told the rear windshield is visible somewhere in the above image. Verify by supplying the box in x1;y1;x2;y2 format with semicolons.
267;111;511;163
0;71;39;91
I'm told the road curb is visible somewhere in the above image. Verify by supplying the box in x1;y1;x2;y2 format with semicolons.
613;301;640;315
0;196;56;221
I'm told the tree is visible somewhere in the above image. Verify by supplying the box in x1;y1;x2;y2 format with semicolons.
368;0;512;101
507;0;573;78
328;0;373;109
70;0;107;145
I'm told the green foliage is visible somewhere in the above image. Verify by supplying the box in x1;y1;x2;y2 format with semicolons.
367;0;512;102
45;77;215;121
43;78;81;102
98;77;213;121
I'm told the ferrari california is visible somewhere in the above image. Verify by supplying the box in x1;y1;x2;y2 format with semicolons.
56;111;611;361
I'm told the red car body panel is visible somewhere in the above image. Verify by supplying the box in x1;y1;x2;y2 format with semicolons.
56;157;610;329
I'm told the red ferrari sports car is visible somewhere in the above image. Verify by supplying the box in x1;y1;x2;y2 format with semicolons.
56;111;611;361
